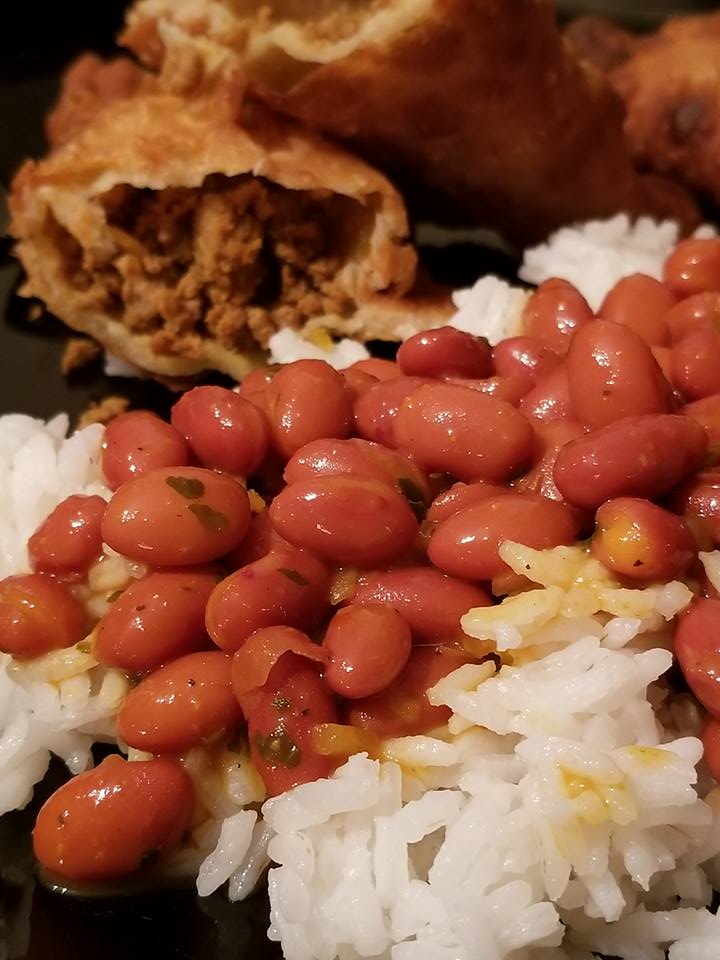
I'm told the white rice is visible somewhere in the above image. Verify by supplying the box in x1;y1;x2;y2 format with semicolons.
268;328;370;368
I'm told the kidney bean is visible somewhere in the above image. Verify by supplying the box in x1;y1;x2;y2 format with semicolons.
428;493;579;580
230;626;328;704
702;718;720;784
522;278;594;354
170;386;269;476
513;420;586;502
598;274;674;346
346;645;471;738
394;382;534;483
102;466;250;566
354;376;427;447
682;393;720;447
671;328;720;401
674;598;720;715
664;291;720;343
673;471;720;547
33;756;194;882
553;414;708;510
566;320;672;428
236;366;277;413
341;367;378;404
650;346;674;382
266;360;353;459
591;498;696;582
347;358;401;381
94;569;218;672
492;336;561;388
223;510;279;568
323;605;411;699
427;481;509;523
117;651;241;754
269;477;418;567
664;237;720;297
519;365;573;422
101;411;189;491
0;574;87;660
397;327;492;379
28;494;106;580
350;566;491;642
206;548;331;653
444;375;530;406
246;654;338;796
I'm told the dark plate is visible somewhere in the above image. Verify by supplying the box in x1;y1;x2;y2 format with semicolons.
0;2;714;958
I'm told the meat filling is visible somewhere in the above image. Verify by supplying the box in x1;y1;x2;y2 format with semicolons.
51;174;371;358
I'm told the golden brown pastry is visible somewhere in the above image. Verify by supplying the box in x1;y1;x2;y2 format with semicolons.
120;0;698;243
10;88;448;381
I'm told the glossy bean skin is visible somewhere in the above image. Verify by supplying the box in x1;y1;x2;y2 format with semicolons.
246;654;338;796
702;718;720;784
664;237;720;297
682;394;720;447
236;367;276;413
428;493;579;580
28;494;106;580
427;481;509;523
671;328;720;401
444;375;530;406
664;292;720;343
101;411;189;491
170;386;269;476
397;327;492;379
674;599;720;715
230;626;328;702
0;574;87;660
33;756;194;882
346;645;471;738
94;569;218;672
566;320;672;428
348;358;401;381
206;549;331;653
323;604;412;699
650;345;674;383
598;274;674;346
553;414;708;510
350;566;491;642
513;420;586;502
102;466;251;566
266;360;353;459
673;472;720;547
519;365;573;422
117;652;242;754
394;382;534;483
354;377;427;447
224;510;278;568
591;498;696;582
341;367;378;404
492;336;561;387
269;477;418;568
522;278;594;354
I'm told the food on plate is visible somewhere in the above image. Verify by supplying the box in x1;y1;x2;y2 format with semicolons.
119;0;699;243
9;86;450;382
567;12;720;207
5;223;720;957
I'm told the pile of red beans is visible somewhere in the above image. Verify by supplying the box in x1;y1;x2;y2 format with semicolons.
9;235;720;884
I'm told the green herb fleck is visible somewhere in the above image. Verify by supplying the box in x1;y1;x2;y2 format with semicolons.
188;503;229;533
126;672;142;689
254;728;302;768
106;589;124;604
278;568;309;587
398;477;427;522
76;639;92;655
166;475;205;499
272;696;291;712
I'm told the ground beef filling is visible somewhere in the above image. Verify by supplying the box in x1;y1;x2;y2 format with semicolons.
55;174;365;358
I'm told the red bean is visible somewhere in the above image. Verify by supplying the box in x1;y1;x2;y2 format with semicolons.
674;598;720;715
117;652;242;754
266;360;353;459
650;345;674;382
394;382;534;483
350;566;491;642
0;574;87;660
230;626;328;703
346;645;471;738
246;654;338;796
522;278;594;354
427;481;509;523
102;466;250;566
101;411;189;491
702;717;720;784
354;376;427;447
428;493;579;580
236;367;276;413
206;548;331;653
444;375;530;406
664;238;720;297
671;328;720;401
673;471;720;547
33;756;194;882
341;367;378;404
553;414;708;510
28;494;106;580
269;477;418;567
323;605;411;699
591;498;696;582
348;358;401;381
598;274;674;346
224;509;279;568
171;386;269;476
94;569;218;672
566;320;672;428
682;393;720;447
397;327;492;379
513;420;585;502
664;292;720;343
492;336;562;387
519;365;573;422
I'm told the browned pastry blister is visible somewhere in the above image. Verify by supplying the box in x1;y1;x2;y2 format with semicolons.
120;0;699;243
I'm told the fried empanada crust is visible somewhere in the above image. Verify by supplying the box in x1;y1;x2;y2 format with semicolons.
120;0;698;243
